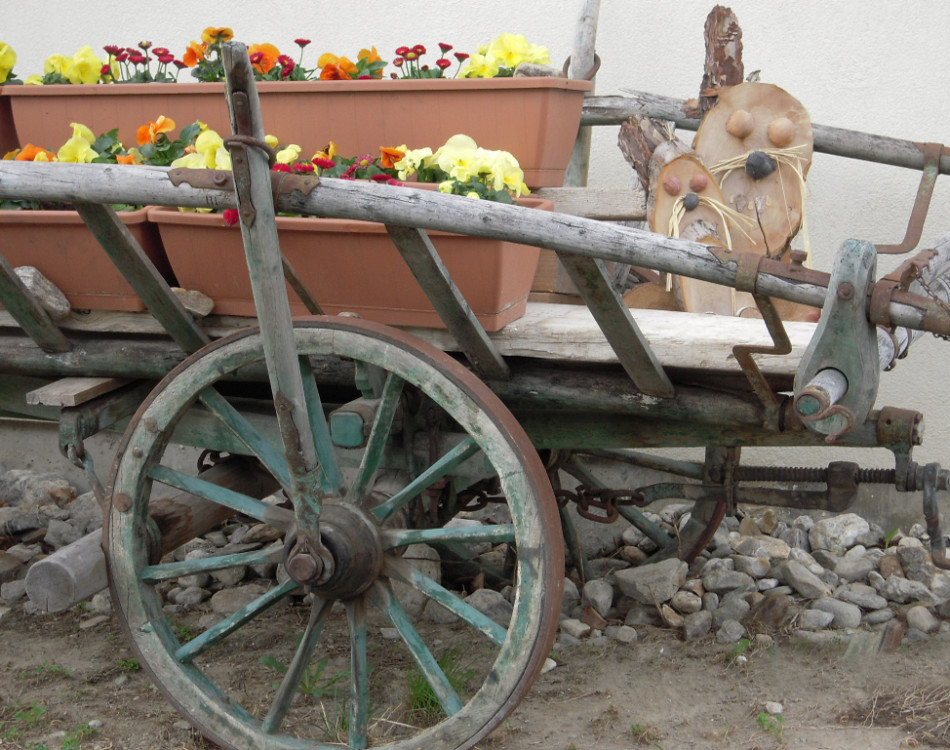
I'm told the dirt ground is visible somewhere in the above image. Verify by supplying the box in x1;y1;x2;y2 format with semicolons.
1;599;948;750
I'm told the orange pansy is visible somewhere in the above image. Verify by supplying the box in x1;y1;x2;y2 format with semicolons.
248;43;280;74
379;146;405;169
136;115;176;146
201;27;234;45
15;144;56;161
183;41;207;67
116;153;139;165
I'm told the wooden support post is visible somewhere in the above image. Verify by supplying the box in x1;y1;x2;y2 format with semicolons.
385;225;510;381
0;252;71;353
24;458;280;613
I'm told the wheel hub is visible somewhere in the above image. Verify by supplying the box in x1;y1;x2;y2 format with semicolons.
283;502;383;599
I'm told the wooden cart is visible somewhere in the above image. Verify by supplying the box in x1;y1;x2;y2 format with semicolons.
1;41;950;750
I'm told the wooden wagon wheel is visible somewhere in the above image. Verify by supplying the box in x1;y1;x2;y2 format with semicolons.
107;318;562;750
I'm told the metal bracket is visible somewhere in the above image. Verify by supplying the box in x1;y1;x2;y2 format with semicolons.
793;239;879;442
875;142;945;254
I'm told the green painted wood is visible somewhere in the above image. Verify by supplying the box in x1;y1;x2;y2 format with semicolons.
385;225;510;381
368;580;464;717
371;437;481;521
141;545;283;583
107;319;562;749
298;356;343;495
72;202;210;353
556;253;674;397
385;557;506;647
345;372;405;506
262;596;333;734
198;388;293;486
0;251;71;352
147;464;280;524
380;524;515;549
222;44;326;534
345;598;369;750
329;411;365;448
175;579;298;663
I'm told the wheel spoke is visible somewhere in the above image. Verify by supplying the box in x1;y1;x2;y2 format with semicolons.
368;581;463;717
175;579;298;663
262;595;334;734
298;356;344;494
345;372;405;507
346;597;369;749
384;558;506;647
199;387;292;487
371;437;481;522
142;545;283;583
380;524;515;550
147;465;293;528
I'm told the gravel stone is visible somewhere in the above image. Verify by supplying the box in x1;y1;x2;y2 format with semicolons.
801;608;834;630
906;605;939;633
836;583;887;610
715;619;746;644
464;588;513;627
780;560;832;600
733;555;771;579
864;608;896;625
703;568;754;593
811;597;862;628
582;578;614;618
670;590;703;615
683;610;713;641
809;513;870;555
605;624;638;644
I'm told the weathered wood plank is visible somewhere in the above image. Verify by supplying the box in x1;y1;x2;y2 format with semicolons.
585;91;950;175
25;376;130;407
564;0;601;187
385;225;509;380
533;187;645;221
0;251;72;353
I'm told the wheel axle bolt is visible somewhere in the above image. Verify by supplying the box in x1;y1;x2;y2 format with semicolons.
286;552;322;584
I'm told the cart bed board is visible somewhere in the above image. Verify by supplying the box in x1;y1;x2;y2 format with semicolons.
2;46;950;750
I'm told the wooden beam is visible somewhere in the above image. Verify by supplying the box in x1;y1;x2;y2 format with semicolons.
26;377;131;407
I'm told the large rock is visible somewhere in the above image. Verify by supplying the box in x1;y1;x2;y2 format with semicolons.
614;558;687;605
464;588;512;627
392;544;441;617
732;535;790;560
896;545;935;587
809;513;870;555
836;583;887;611
703;568;755;593
683;610;713;641
210;583;270;614
582;578;614;618
906;605;939;634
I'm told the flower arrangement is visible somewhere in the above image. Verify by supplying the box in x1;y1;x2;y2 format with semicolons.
0;30;551;86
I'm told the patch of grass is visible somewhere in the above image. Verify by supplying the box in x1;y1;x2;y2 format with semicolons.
117;658;140;673
839;685;950;745
28;661;74;678
259;654;348;700
884;526;900;548
405;648;476;725
0;700;46;742
173;624;197;643
62;721;99;750
756;711;784;740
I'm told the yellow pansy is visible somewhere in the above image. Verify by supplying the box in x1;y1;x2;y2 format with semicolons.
57;136;97;163
275;144;301;165
264;134;279;149
70;122;96;144
0;42;16;84
432;134;480;182
44;53;69;76
64;46;104;84
24;74;43;85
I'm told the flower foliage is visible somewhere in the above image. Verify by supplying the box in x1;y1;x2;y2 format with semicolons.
460;33;549;78
9;30;551;85
393;134;529;202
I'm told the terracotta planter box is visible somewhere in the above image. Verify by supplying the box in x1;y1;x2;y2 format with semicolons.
1;78;591;187
149;197;550;330
0;208;174;312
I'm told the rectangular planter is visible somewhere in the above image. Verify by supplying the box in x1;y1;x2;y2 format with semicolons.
149;198;550;330
1;78;591;187
0;207;173;312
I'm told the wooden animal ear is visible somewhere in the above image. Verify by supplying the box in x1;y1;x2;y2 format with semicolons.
725;109;755;139
768;117;796;147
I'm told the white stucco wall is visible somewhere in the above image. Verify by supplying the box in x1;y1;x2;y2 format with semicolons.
4;1;950;468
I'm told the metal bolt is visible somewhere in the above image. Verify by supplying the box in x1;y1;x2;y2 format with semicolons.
113;492;132;512
837;282;854;300
143;417;158;433
213;172;229;186
132;446;143;458
789;250;808;267
286;552;322;583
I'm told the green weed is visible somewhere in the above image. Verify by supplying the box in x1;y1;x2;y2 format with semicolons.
0;700;46;741
117;658;140;673
259;654;348;699
405;648;476;725
756;711;785;739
